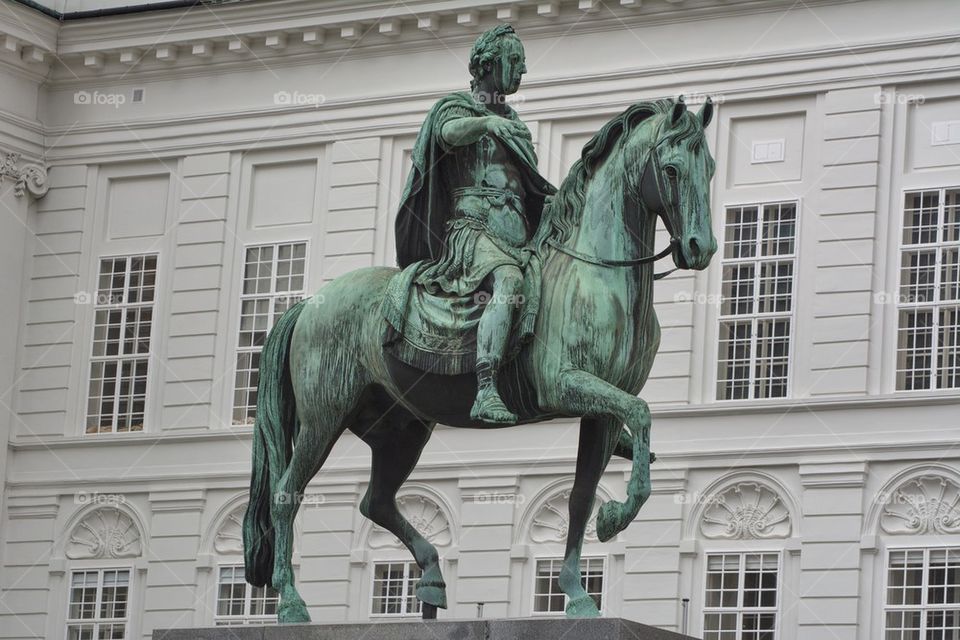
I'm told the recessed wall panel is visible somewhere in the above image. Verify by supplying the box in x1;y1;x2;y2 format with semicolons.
106;173;169;239
907;95;960;171
248;159;318;229
727;113;805;187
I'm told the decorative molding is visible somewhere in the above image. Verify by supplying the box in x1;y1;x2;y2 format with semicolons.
7;494;59;520
0;151;48;198
369;494;452;548
799;461;867;488
66;507;142;560
699;482;791;540
214;505;245;554
528;488;600;544
149;489;206;512
880;474;960;536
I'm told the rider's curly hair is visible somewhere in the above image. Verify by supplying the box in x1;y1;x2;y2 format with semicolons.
469;24;518;90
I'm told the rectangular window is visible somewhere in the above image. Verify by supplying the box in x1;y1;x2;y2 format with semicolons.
232;242;307;425
215;565;278;625
703;552;779;640
87;255;157;434
896;188;960;390
371;561;421;617
884;547;960;638
532;557;604;614
717;202;797;400
66;568;130;640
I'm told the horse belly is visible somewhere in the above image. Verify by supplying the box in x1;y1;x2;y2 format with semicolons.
383;351;553;428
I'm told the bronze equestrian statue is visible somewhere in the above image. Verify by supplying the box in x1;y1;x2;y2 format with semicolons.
244;23;717;623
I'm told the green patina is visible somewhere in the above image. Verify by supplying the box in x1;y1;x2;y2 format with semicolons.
242;24;717;623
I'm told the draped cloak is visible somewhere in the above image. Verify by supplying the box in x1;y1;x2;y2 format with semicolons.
394;91;556;269
384;92;557;375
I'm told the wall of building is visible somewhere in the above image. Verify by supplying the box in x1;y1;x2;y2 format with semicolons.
1;0;959;639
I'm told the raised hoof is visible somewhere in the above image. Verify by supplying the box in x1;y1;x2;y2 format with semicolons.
596;501;622;542
565;595;600;618
470;387;517;424
416;583;448;609
277;600;311;624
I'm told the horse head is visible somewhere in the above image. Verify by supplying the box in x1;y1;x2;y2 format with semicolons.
634;96;717;271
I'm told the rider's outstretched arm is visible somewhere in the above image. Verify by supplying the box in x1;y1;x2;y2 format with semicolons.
441;116;530;148
440;116;493;148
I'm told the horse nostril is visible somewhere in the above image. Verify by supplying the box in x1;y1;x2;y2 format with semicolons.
689;237;701;257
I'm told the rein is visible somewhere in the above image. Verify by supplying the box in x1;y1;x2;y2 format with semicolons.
546;236;678;280
546;131;680;281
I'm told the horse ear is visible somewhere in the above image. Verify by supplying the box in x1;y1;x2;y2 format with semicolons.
671;95;686;126
698;97;714;128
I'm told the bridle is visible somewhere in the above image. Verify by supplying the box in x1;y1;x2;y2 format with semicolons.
546;130;682;280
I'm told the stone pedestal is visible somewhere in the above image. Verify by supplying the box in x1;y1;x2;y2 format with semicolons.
154;618;697;640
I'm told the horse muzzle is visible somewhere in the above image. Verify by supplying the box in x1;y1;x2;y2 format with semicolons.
675;233;716;271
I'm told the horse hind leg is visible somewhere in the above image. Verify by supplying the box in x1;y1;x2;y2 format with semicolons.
270;408;348;622
352;416;445;614
559;416;620;618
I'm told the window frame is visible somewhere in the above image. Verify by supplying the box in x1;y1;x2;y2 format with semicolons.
714;199;800;402
64;566;133;640
700;549;783;640
894;185;960;392
230;239;311;427
368;559;422;618
212;564;279;626
881;543;960;638
529;555;607;617
82;252;160;435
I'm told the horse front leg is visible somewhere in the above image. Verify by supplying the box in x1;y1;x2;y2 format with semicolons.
558;416;621;618
549;369;652;542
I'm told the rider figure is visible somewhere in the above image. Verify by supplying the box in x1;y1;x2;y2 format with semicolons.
394;25;555;424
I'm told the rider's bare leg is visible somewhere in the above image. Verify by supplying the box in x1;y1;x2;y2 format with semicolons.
471;264;523;424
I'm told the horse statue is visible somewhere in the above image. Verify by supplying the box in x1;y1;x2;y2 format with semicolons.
243;96;717;622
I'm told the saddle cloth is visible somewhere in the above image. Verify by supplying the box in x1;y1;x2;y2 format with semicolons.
381;257;542;376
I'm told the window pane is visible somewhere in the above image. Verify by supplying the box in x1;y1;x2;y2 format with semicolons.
724;206;758;259
718;202;796;401
533;559;564;613
372;562;414;615
87;254;156;434
705;553;779;640
718;320;752;400
234;243;307;424
897;309;935;391
903;190;939;245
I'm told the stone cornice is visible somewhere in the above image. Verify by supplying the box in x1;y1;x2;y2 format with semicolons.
4;0;858;79
31;33;960;163
0;0;59;75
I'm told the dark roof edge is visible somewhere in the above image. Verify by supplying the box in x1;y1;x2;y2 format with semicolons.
12;0;210;21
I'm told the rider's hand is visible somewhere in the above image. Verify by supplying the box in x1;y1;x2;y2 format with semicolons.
486;116;532;141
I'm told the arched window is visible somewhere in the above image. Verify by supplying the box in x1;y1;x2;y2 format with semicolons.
57;502;147;640
866;466;960;638
685;474;799;640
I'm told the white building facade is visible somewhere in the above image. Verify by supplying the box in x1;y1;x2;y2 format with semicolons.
0;1;958;639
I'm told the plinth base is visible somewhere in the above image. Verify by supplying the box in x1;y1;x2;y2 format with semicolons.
153;618;696;640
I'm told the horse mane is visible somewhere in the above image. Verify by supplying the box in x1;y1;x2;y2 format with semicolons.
535;98;702;249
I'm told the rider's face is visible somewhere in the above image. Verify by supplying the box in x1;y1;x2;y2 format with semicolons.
494;37;526;95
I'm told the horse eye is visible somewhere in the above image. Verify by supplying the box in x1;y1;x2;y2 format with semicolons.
664;165;679;180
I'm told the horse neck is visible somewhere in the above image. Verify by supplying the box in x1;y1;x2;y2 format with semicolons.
570;139;657;274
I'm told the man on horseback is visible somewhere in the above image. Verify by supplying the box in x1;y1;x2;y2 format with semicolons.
394;24;555;424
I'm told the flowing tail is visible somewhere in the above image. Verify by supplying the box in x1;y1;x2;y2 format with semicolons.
243;299;308;586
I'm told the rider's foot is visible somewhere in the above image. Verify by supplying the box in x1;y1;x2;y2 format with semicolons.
470;385;517;424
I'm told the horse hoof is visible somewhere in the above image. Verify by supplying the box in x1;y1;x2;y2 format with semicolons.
416;583;448;609
565;595;600;618
596;502;621;542
277;601;311;624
